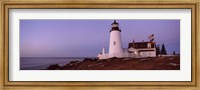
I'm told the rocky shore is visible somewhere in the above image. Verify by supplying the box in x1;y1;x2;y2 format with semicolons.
46;56;180;70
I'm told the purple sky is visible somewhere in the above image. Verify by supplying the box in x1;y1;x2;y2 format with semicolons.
20;20;180;57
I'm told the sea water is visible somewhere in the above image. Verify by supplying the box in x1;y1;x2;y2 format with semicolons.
20;57;87;70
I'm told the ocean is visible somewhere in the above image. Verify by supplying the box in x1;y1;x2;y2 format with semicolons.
20;57;91;70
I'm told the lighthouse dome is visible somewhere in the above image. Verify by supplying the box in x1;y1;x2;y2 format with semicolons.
111;20;119;25
110;20;121;32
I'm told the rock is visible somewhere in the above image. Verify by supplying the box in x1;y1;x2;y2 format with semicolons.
69;61;80;64
46;64;60;70
169;63;179;66
83;58;95;62
110;57;118;60
122;58;130;60
88;65;93;67
140;59;147;61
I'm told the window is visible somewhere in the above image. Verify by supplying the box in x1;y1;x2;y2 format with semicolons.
149;53;151;55
147;43;151;48
113;41;116;45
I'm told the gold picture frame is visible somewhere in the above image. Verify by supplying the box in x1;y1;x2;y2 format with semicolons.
0;0;199;90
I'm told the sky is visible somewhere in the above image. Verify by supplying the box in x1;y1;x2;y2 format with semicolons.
20;20;180;57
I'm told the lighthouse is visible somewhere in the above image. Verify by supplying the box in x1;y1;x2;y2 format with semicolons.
109;20;124;58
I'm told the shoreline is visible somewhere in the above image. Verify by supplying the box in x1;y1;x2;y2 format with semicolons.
20;57;90;70
46;55;180;70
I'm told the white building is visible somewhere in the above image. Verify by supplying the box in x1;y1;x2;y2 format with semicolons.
109;20;124;58
128;41;156;58
97;20;156;59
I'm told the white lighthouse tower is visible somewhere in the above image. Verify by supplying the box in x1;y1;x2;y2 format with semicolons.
109;20;124;58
